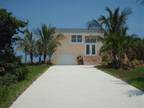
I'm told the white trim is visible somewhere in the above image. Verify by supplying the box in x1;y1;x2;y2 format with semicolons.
85;44;96;56
60;32;103;36
71;35;83;44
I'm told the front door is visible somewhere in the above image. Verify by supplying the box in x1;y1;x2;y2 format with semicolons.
85;44;96;56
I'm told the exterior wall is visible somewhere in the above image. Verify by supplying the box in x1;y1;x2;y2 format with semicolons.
84;42;102;65
52;33;103;65
52;35;85;64
83;55;101;65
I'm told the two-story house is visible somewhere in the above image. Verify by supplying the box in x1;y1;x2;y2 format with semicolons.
52;28;103;65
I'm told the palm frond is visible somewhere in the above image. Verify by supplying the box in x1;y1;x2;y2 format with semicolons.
87;19;102;30
136;0;144;5
105;7;113;19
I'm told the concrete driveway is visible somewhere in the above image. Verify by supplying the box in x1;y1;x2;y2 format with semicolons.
10;65;144;108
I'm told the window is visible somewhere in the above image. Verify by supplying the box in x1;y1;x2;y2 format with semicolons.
71;35;82;43
85;37;96;43
72;35;76;42
92;45;96;55
77;35;82;42
86;45;90;55
86;44;96;55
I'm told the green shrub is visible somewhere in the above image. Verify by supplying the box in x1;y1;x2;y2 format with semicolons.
0;46;28;87
15;66;28;81
101;54;112;67
0;65;28;86
131;59;140;66
0;62;28;86
77;56;84;65
0;74;17;86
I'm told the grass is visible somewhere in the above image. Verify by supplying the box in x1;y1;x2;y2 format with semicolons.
0;64;49;108
97;66;144;91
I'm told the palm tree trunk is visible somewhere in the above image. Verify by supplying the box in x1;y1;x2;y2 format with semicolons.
39;54;42;64
30;53;33;64
43;54;47;63
48;55;52;64
24;52;27;64
112;50;119;68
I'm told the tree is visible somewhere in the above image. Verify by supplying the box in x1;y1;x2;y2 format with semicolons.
88;7;132;68
47;34;63;64
35;24;63;64
99;7;131;34
35;24;54;63
0;8;26;54
127;36;144;63
17;38;28;64
35;39;43;64
17;29;35;64
25;30;35;64
0;8;28;86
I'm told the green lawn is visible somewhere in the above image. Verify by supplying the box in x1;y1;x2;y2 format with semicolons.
0;64;49;108
97;66;144;91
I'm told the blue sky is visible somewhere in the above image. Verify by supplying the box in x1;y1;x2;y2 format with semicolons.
0;0;144;36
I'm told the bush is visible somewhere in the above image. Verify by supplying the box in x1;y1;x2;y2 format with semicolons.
77;56;84;65
131;59;141;66
0;47;28;87
0;60;28;86
0;65;28;86
15;66;28;81
101;54;112;67
0;74;17;86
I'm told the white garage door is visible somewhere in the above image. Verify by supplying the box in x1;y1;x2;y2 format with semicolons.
57;54;76;65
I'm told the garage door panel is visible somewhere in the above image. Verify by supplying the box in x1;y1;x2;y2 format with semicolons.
57;54;76;65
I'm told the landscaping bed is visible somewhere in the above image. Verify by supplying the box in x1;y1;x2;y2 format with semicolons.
0;64;49;108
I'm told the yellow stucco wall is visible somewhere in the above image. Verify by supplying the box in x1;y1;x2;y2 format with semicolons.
52;35;85;64
51;34;102;65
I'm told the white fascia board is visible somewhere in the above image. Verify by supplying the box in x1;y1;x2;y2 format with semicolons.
59;32;103;36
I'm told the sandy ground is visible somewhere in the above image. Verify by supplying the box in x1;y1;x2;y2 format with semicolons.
10;65;144;108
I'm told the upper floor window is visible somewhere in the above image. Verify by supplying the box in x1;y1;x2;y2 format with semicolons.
71;35;82;43
77;35;82;42
85;36;96;43
72;35;77;42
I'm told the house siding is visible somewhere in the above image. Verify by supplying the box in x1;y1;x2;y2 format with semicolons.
52;29;103;65
52;35;85;64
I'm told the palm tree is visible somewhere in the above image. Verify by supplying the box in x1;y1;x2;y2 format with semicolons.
88;7;132;68
47;34;63;64
35;39;43;64
17;39;28;64
99;7;131;34
35;24;63;64
36;24;55;63
17;29;35;64
121;35;144;67
25;30;35;64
